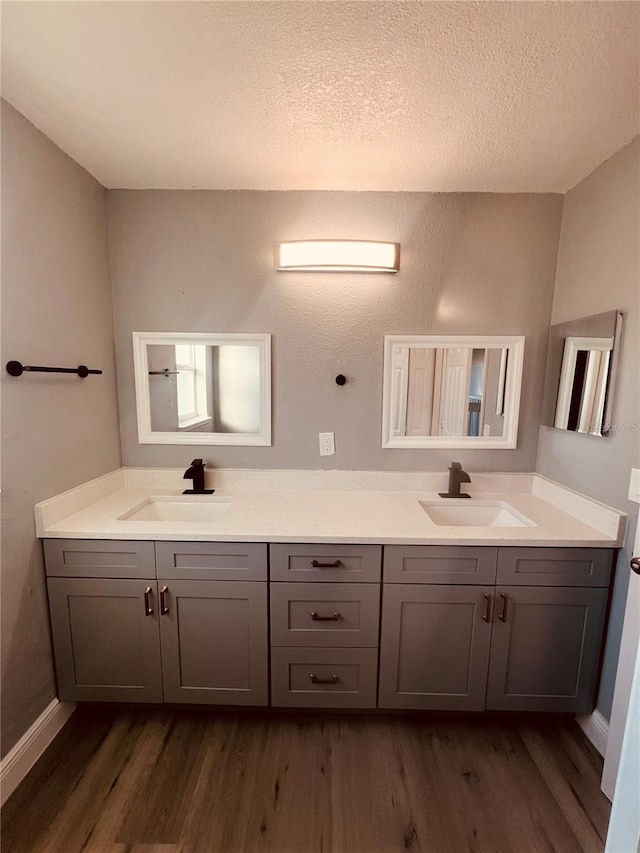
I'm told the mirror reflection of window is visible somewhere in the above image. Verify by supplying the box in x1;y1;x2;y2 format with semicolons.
135;332;271;446
146;344;261;435
213;345;261;434
175;344;211;431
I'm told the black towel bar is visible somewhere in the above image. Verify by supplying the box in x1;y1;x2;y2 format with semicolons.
6;360;102;378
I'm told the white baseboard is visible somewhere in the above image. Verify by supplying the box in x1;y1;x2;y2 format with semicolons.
0;699;75;807
577;709;609;757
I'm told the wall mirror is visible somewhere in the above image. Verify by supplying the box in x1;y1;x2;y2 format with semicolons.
382;335;525;449
132;332;271;445
542;310;623;437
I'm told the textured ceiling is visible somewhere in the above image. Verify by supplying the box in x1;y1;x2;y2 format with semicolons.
2;1;639;192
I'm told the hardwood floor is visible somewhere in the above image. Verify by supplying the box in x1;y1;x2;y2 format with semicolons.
1;707;610;853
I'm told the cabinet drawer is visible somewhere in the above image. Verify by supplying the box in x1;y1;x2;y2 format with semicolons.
44;539;156;579
270;544;381;583
270;583;380;647
271;647;378;708
384;546;498;584
155;542;267;581
497;547;613;587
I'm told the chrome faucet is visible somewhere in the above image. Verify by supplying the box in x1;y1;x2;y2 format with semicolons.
439;462;471;499
182;459;215;495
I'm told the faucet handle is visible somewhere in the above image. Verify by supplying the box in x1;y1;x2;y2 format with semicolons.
190;458;204;467
450;461;463;470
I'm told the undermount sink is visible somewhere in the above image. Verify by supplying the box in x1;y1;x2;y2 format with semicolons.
119;496;231;522
419;499;535;528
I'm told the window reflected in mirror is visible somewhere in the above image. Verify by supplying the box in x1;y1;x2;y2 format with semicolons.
134;333;271;446
148;344;261;435
382;336;524;449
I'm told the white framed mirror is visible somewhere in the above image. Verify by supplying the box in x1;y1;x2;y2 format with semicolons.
132;332;271;445
542;310;623;437
381;335;525;449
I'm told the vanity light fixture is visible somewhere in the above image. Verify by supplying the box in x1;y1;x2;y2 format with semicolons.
275;240;400;273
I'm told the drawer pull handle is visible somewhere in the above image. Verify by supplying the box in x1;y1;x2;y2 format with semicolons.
160;585;169;615
498;593;509;623
144;586;153;616
309;673;339;685
310;611;341;622
311;559;343;568
482;593;492;623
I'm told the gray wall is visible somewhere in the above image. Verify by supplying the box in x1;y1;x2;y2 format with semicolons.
0;101;122;757
108;191;562;472
537;137;640;721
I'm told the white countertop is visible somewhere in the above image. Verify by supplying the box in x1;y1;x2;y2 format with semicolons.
35;469;626;547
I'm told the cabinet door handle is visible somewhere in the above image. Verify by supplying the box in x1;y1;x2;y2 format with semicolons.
482;593;493;623
630;557;640;575
160;585;169;615
309;673;339;685
144;586;153;616
498;593;509;622
311;559;343;568
310;611;341;622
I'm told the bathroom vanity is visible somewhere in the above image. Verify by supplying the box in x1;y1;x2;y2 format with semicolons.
37;469;625;716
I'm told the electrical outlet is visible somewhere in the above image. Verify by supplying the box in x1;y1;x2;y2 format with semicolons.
319;432;335;456
629;468;640;504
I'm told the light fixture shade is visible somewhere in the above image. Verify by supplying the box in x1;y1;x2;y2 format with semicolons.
275;240;400;273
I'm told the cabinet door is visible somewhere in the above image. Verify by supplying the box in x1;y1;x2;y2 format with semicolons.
47;578;163;702
486;585;608;713
378;584;493;710
159;580;268;705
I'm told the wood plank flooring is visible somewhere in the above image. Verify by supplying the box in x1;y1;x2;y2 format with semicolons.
1;707;610;853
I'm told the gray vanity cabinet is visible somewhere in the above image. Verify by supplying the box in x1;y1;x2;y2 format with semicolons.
46;577;163;703
45;537;614;714
378;545;613;713
44;539;269;706
485;547;612;712
378;584;493;710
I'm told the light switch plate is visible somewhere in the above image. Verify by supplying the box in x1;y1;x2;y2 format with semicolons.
629;468;640;504
319;432;335;456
